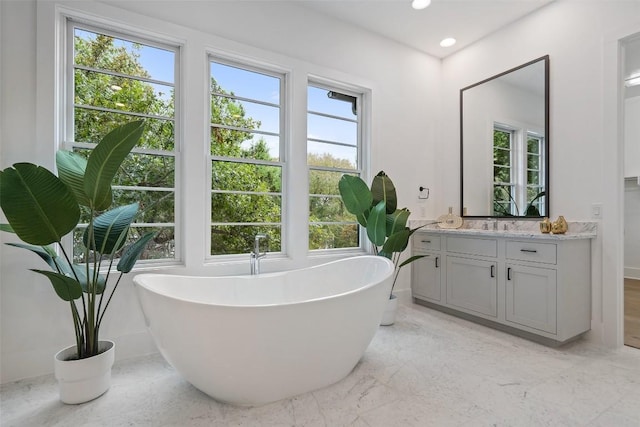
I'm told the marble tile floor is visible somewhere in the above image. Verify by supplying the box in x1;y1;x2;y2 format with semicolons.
2;303;640;427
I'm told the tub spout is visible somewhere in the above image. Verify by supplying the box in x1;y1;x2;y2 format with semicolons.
250;234;268;275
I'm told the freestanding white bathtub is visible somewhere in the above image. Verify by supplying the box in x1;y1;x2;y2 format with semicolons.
133;255;395;406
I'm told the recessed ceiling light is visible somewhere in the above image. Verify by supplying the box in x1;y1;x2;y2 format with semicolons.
411;0;431;10
440;37;457;48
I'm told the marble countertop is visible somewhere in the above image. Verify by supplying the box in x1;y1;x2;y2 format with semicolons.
409;219;597;240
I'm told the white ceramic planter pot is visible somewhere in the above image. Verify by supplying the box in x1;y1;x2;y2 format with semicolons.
54;340;115;404
380;294;398;326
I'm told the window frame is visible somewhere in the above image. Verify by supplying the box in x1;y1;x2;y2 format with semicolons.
206;55;288;260
493;121;545;216
307;81;365;252
62;18;182;266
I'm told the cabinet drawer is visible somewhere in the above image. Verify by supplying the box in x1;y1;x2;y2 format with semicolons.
446;236;497;258
506;241;557;265
413;234;441;251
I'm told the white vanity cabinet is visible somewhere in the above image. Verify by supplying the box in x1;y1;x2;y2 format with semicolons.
505;263;557;334
411;235;442;302
446;256;497;317
504;240;558;334
411;231;593;344
445;236;498;318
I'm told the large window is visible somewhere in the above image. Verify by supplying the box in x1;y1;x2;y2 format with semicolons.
63;16;368;264
307;84;362;250
68;22;178;263
209;59;284;256
493;123;545;216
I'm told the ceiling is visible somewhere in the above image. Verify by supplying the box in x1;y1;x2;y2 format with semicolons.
299;0;555;58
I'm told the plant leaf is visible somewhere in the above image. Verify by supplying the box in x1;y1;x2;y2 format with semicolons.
371;171;397;214
381;228;411;254
378;250;392;259
84;121;145;211
398;254;426;269
31;269;83;301
338;174;372;216
0;163;80;245
0;223;14;233
54;260;106;294
57;150;113;208
366;200;387;246
386;208;410;237
84;203;138;255
355;207;370;228
73;265;106;294
117;231;156;273
5;243;58;270
525;191;545;216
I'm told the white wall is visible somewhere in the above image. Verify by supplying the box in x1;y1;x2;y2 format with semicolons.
441;0;640;346
0;0;441;382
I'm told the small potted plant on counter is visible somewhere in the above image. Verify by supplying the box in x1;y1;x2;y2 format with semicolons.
338;171;425;325
0;121;155;404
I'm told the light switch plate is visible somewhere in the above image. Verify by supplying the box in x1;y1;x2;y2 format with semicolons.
591;203;603;219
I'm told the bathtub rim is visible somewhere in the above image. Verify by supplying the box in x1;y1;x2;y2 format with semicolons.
133;255;394;309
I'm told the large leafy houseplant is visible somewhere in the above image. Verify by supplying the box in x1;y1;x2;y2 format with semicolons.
339;171;425;296
0;121;155;360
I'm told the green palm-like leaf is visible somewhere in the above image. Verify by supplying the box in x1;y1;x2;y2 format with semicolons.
54;260;106;294
74;265;106;294
338;174;372;216
6;243;57;270
378;250;392;259
84;203;139;255
398;254;426;269
57;150;114;208
31;269;83;302
0;163;80;245
0;224;14;233
386;208;410;237
355;208;370;228
84;121;145;211
382;228;411;254
366;201;387;246
371;171;397;214
117;231;156;273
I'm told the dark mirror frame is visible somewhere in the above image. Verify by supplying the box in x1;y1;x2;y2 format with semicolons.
460;55;550;219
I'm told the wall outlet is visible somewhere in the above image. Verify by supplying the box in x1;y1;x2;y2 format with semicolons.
591;203;603;219
418;186;429;200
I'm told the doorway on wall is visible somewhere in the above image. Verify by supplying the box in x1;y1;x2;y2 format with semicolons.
623;34;640;350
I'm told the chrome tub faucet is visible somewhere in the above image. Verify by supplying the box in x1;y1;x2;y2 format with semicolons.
250;234;268;275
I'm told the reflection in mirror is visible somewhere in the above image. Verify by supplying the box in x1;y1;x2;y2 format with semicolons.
461;55;549;218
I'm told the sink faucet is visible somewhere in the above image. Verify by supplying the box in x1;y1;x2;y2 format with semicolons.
250;234;268;275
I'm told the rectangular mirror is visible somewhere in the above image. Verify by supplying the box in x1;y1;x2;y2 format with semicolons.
461;55;549;218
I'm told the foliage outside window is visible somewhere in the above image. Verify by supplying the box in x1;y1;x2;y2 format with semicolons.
307;84;362;250
70;23;177;263
493;124;544;216
209;60;283;256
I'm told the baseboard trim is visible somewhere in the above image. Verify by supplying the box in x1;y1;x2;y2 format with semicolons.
624;267;640;280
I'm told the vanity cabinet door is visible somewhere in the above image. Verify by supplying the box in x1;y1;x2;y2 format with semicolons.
446;256;497;317
505;264;557;334
411;252;442;302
